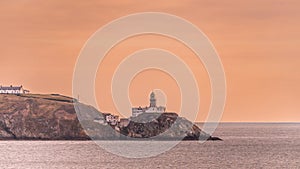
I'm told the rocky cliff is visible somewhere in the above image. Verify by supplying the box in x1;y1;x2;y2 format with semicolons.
0;94;89;140
120;113;217;140
0;94;221;141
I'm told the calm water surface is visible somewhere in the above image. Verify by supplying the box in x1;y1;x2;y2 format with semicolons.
0;123;299;169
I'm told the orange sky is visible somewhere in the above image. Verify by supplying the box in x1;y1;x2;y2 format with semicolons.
1;0;300;122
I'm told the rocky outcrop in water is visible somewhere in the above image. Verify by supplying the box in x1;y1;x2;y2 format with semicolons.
119;113;216;140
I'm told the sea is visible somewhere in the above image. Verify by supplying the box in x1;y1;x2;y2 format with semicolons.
0;123;299;169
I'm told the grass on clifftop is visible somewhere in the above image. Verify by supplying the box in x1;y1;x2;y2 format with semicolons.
18;93;77;103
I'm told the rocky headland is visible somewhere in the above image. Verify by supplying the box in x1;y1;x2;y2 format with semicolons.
0;94;221;141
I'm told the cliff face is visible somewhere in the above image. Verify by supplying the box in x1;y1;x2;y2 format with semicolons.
0;94;89;140
120;113;213;140
0;94;220;140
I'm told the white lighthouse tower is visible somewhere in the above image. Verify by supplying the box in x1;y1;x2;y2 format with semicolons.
149;91;156;107
131;91;166;117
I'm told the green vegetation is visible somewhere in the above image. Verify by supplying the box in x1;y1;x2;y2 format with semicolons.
19;93;77;103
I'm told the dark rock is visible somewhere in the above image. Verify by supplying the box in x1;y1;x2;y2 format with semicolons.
120;113;218;141
209;136;223;141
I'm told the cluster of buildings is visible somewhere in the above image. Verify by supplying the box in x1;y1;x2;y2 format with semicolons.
132;91;166;117
95;91;166;127
0;85;30;94
94;113;120;126
94;113;130;127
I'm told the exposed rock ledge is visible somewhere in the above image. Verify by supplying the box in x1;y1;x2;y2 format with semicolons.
0;94;221;141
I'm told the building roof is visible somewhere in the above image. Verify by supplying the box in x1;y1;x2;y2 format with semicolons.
0;85;23;90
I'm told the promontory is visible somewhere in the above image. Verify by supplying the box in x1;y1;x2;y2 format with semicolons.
0;94;221;141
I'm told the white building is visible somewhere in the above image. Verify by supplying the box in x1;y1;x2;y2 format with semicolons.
103;113;119;126
132;92;166;117
0;85;29;94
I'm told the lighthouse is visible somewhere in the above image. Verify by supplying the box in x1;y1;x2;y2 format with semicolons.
149;91;156;107
131;91;166;117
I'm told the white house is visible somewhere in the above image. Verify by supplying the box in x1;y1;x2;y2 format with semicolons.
0;85;29;94
103;113;119;126
132;92;166;117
